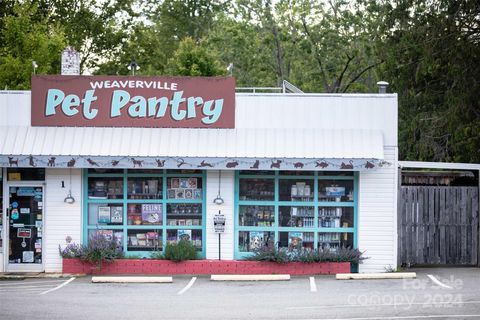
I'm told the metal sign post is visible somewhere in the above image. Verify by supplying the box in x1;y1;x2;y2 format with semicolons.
214;210;226;260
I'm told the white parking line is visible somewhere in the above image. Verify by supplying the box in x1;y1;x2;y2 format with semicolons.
309;277;317;292
178;277;197;295
0;280;66;286
286;300;480;310
40;277;75;295
0;284;63;290
299;315;480;320
427;274;453;289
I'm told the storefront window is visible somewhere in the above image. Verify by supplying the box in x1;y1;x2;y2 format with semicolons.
279;206;314;227
279;179;314;201
279;231;314;249
318;180;354;202
318;232;353;251
239;178;274;201
7;168;45;181
236;171;356;257
84;169;205;257
238;231;274;252
238;205;275;227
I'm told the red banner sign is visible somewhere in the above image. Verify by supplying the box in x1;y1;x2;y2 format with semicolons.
31;75;235;128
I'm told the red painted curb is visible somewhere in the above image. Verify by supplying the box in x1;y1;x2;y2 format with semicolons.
62;259;350;275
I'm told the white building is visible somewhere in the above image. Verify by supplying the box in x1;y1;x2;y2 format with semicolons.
0;77;398;273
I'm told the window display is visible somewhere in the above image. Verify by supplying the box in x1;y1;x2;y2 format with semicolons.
236;171;356;257
279;179;314;201
88;203;124;225
127;177;162;199
318;232;353;250
318;180;354;202
318;207;354;228
238;231;274;252
85;169;205;256
127;203;162;225
279;206;314;227
88;177;123;199
167;229;202;250
279;232;314;249
166;203;202;226
127;230;162;251
239;205;274;227
239;178;274;201
88;229;124;249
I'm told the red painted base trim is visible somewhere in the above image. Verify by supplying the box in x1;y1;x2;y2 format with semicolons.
62;259;350;275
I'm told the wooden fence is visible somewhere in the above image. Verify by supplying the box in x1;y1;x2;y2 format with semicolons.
399;186;479;265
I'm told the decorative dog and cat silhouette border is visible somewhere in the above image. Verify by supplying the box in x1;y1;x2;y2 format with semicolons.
1;155;391;171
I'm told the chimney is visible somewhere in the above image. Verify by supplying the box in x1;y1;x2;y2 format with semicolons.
377;81;389;94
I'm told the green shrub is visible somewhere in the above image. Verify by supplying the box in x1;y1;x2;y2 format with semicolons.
164;240;197;262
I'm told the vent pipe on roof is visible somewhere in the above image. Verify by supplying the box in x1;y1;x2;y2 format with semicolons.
377;81;389;93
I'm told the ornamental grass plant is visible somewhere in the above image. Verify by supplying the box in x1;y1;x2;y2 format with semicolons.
244;245;366;264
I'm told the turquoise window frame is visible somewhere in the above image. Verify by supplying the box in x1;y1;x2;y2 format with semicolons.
83;169;206;258
234;171;358;259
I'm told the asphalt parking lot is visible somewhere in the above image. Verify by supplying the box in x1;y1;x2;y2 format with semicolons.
0;268;479;320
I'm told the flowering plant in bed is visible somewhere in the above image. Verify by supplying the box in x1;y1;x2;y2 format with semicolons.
59;234;123;269
244;245;366;264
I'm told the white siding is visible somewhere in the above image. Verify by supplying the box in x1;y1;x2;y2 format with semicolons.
358;147;398;272
206;170;234;260
236;94;398;146
0;91;30;126
44;168;82;272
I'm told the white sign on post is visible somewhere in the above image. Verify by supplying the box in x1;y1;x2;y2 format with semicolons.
214;212;226;233
61;47;80;75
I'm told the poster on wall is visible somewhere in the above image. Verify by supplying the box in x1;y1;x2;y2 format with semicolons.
23;251;34;263
141;204;162;224
17;228;32;238
249;232;265;251
98;206;111;223
110;206;123;224
31;75;235;128
177;229;191;241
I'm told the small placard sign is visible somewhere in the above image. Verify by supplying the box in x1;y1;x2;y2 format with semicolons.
214;212;226;233
17;228;32;238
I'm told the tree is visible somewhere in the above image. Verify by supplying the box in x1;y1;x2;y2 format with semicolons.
0;2;65;89
44;0;137;72
378;0;480;162
165;37;225;76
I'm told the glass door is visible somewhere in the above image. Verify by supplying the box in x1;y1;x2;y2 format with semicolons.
6;185;44;271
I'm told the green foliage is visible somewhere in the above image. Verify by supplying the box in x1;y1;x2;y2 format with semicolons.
377;0;480;162
164;240;198;262
165;37;226;76
245;246;366;264
0;2;65;89
150;251;165;260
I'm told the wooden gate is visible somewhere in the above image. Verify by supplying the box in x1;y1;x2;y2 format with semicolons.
399;186;479;265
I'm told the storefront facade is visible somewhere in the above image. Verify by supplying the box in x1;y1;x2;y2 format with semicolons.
0;76;398;273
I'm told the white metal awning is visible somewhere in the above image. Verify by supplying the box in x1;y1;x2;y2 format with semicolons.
0;126;385;171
